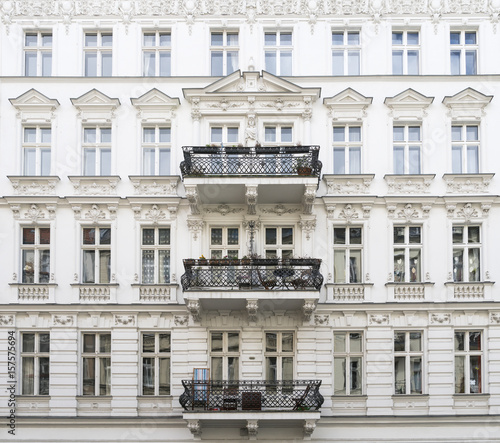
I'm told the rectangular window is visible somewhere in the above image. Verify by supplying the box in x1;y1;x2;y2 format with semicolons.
141;332;171;395
333;125;361;174
393;125;421;174
393;226;422;283
141;227;170;284
264;125;293;144
21;332;50;395
143;31;171;76
210;126;239;145
84;31;112;77
333;332;362;395
332;30;360;75
333;226;362;283
265;31;292;75
451;124;479;173
394;331;423;394
83;126;111;175
21;227;50;284
210;31;238;76
455;331;482;393
210;227;239;259
264;227;293;259
23;126;51;176
82;227;111;284
450;31;477;75
142;126;171;175
452;225;481;282
392;31;419;75
210;332;240;381
82;333;111;396
24;31;52;76
265;332;294;381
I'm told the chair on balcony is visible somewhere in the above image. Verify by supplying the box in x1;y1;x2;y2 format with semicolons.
222;384;239;410
292;384;311;411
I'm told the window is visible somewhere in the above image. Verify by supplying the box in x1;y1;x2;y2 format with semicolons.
210;31;238;76
265;332;294;381
82;333;111;396
83;126;111;175
82;227;111;284
211;126;239;145
143;31;171;76
333;332;362;395
332;30;360;75
142;126;171;175
21;332;49;395
394;331;423;394
141;227;170;284
84;31;112;76
392;31;419;75
393;125;421;174
451;125;479;173
265;31;292;75
452;225;481;282
333;125;361;174
333;227;362;283
211;332;239;381
23;126;51;176
393;226;422;283
210;227;239;259
24;31;52;76
21;227;50;284
264;125;292;145
141;332;170;395
264;227;293;259
455;331;482;394
450;31;477;75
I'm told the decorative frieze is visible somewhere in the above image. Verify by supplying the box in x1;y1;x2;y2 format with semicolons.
385;175;434;194
79;286;111;302
369;313;390;325
443;174;494;194
0;315;14;326
174;315;189;326
139;285;174;302
323;174;374;195
329;284;365;302
303;299;317;321
261;204;301;216
453;284;484;300
246;299;259;321
129;176;179;196
9;176;59;196
18;285;49;301
387;202;431;222
114;315;136;326
430;313;451;325
69;176;120;195
393;284;426;301
52;315;75;326
205;204;244;216
187;299;201;322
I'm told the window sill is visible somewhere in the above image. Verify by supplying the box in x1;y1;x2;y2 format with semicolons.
443;173;494;194
453;393;490;397
392;394;429;398
71;283;119;287
137;395;173;399
76;395;113;399
384;174;435;194
325;283;373;302
16;395;51;399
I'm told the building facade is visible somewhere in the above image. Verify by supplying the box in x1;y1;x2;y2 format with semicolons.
1;0;500;441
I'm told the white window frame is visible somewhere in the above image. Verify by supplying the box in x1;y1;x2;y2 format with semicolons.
81;226;111;284
392;30;420;75
210;125;240;145
142;30;171;76
141;332;171;395
454;330;483;394
82;126;111;176
210;331;240;381
333;124;362;174
393;124;422;174
84;31;112;77
333;331;363;395
393;225;422;283
21;332;50;395
209;226;240;259
450;30;478;75
264;30;293;76
451;124;479;174
141;226;171;284
333;226;363;284
22;125;51;176
452;225;481;282
81;332;111;396
264;226;294;259
394;331;424;395
332;30;360;75
142;125;171;175
263;125;293;145
24;30;52;76
21;226;51;284
264;331;295;381
210;30;239;76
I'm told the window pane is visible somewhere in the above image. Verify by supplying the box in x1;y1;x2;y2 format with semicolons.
394;226;405;244
350;333;362;352
266;333;277;352
410;356;422;394
82;358;95;395
100;334;111;353
142;334;155;352
349;147;361;174
160;33;171;47
40;128;51;143
23;333;35;352
100;228;111;245
211;228;222;245
332;32;343;45
101;34;112;46
333;127;345;142
227;228;239;245
100;149;111;175
455;332;465;351
410;332;421;351
39;228;50;244
211;333;223;352
24;128;37;143
41;34;51;47
348;32;359;45
42;53;52;76
142;229;154;246
265;51;277;75
22;357;34;395
83;334;95;353
393;127;405;141
227;127;239;143
282;228;293;245
142;357;154;395
158;250;170;283
25;33;38;46
392;32;403;44
282;357;293;380
450;51;461;75
332;51;344;75
143;52;155;76
409;226;421;244
350;227;362;245
22;250;35;283
25;52;37;76
280;51;292;75
409;147;421;174
211;33;223;46
334;228;346;245
99;250;111;283
159;357;170;394
452;126;463;141
452;146;462;173
39;357;50;395
266;356;277;381
349;250;361;283
227;51;238;74
282;332;293;352
159;52;171;76
350;356;362;394
450;32;461;45
334;357;346;394
265;33;276;45
408;127;420;141
211;127;222;143
211;52;223;76
466;126;478;141
82;250;95;283
85;53;97;76
143;33;155;46
349;126;361;142
281;127;292;143
159;228;170;245
392;51;403;75
265;228;277;245
469;331;481;351
465;32;477;45
467;146;478;173
159;334;171;352
211;356;223;381
24;148;36;175
39;250;50;283
280;33;292;45
393;147;404;174
334;148;345;174
143;148;155;175
142;250;154;283
394;332;405;352
454;356;465;393
228;333;239;352
468;226;480;243
453;249;464;282
470;356;481;393
468;248;480;281
334;332;346;352
407;32;419;45
227;33;239;46
408;51;419;75
334;249;346;283
394;356;406;394
101;53;112;76
85;34;97;46
99;357;111;395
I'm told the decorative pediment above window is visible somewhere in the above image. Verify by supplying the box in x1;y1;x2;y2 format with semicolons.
442;88;493;121
323;88;373;121
6;199;58;222
384;89;434;121
183;70;320;117
9;89;59;123
443;198;493;221
131;88;180;123
66;198;120;222
385;200;435;222
70;89;120;122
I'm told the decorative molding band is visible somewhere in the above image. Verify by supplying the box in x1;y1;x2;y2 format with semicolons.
52;315;75;326
393;284;426;301
385;174;434;194
139;285;172;302
18;285;49;301
9;176;59;196
331;284;365;302
79;285;111;302
324;174;373;195
443;174;494;194
453;284;484;300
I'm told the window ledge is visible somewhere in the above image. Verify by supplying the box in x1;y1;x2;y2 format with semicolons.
443;173;494;194
8;176;60;196
136;395;173;399
323;174;375;195
68;176;121;196
76;396;113;399
16;395;51;399
132;284;178;303
128;175;180;196
392;394;429;398
325;283;373;302
72;284;119;303
331;395;367;399
71;283;119;287
10;283;58;287
445;281;494;301
453;393;490;397
384;174;435;194
386;282;434;286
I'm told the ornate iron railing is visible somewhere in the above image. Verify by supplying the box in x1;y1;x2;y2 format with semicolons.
181;258;323;291
180;379;323;411
180;145;322;179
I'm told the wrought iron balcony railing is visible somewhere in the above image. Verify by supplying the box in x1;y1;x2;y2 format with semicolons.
180;145;322;179
180;379;323;412
180;258;323;291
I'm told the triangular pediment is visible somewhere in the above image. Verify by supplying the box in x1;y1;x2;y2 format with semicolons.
71;89;120;108
131;88;180;108
442;88;492;108
10;89;59;109
324;88;372;106
384;89;434;108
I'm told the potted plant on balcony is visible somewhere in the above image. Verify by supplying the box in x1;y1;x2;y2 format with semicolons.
225;143;251;155
255;142;280;155
198;255;207;266
193;144;219;154
241;256;251;266
184;259;196;268
283;142;309;154
295;158;313;176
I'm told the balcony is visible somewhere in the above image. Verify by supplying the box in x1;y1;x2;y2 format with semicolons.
181;258;323;320
181;380;323;438
180;145;321;214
